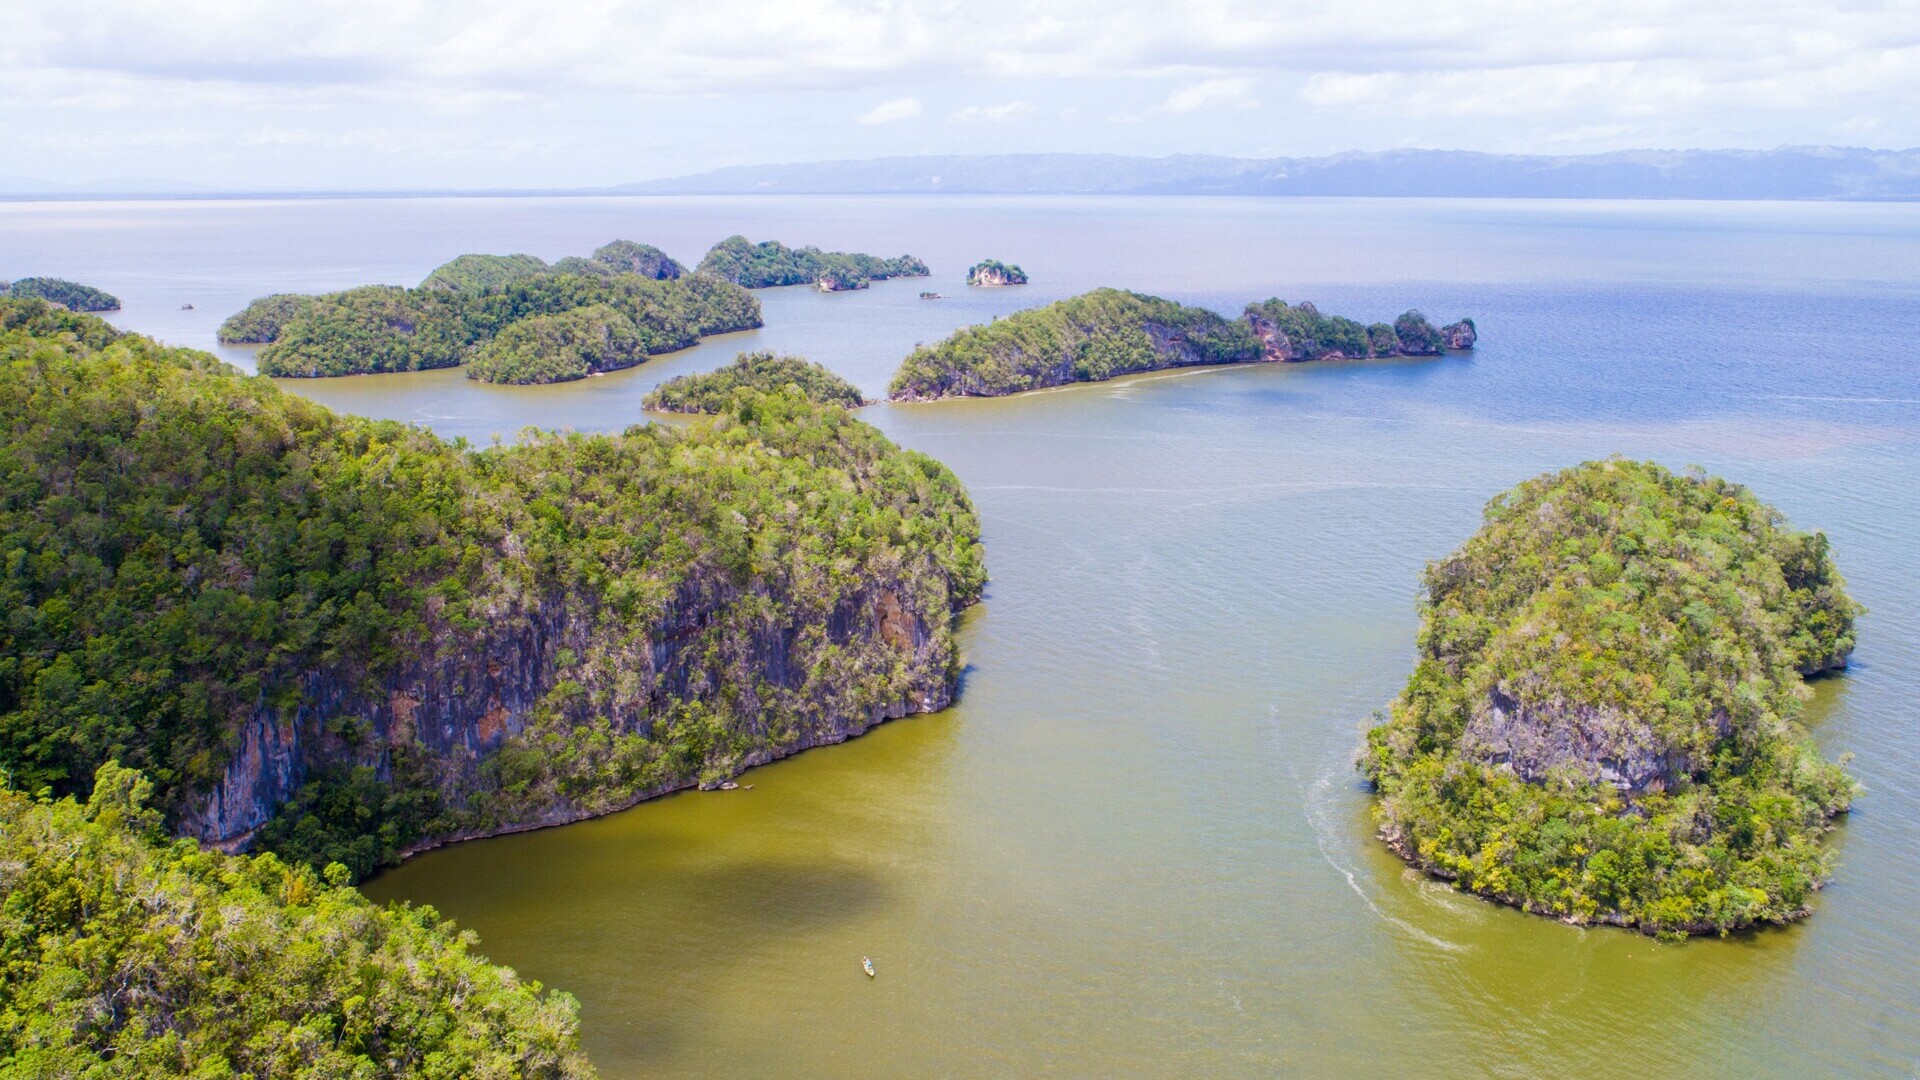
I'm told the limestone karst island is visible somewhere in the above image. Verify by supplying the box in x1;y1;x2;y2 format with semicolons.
888;288;1476;400
2;1;1913;1075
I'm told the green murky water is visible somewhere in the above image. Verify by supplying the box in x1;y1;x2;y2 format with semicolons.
8;195;1915;1075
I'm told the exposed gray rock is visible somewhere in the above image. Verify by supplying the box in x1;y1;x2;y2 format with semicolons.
1459;685;1703;794
1441;319;1478;349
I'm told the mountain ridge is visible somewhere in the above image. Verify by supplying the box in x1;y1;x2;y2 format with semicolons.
612;147;1920;201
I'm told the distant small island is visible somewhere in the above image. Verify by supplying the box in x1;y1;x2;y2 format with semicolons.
697;236;929;291
887;288;1474;400
0;276;120;312
644;352;869;413
218;240;758;381
966;260;1028;286
1363;460;1859;937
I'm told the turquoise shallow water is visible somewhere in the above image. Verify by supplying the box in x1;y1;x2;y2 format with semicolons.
6;195;1918;1076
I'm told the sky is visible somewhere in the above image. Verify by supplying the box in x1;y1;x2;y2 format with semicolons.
2;0;1917;190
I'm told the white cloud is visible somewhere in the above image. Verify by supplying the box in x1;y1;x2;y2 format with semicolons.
857;97;922;125
3;0;1919;183
1158;76;1257;113
949;101;1035;123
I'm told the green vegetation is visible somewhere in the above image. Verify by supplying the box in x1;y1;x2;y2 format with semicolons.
893;292;1480;398
466;304;646;384
218;292;318;343
567;240;683;280
419;252;551;292
1361;459;1861;936
0;277;120;312
888;288;1260;400
696;235;929;290
645;352;869;413
256;285;472;377
220;239;752;378
0;298;983;882
1244;299;1447;359
0;762;594;1078
223;240;753;379
966;260;1028;286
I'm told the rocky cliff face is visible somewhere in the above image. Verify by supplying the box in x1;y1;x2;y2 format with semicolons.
1440;319;1477;350
966;263;1028;287
1458;685;1709;795
815;273;869;292
184;573;963;851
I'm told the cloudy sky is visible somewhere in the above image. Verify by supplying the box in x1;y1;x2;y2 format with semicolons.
3;0;1916;189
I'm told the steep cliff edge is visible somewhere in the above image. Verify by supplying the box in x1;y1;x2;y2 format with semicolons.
1361;459;1860;936
0;299;984;878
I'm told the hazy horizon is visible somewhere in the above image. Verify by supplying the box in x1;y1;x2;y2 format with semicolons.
5;1;1916;191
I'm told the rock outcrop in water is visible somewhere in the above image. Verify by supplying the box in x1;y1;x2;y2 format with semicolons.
0;299;984;879
889;289;1476;400
966;260;1028;286
1361;459;1860;936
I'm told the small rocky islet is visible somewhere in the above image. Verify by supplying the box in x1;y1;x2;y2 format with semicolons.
966;259;1028;286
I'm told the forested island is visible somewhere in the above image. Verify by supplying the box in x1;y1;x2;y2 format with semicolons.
0;297;985;885
697;235;930;291
967;260;1028;286
219;240;756;381
645;351;869;413
1362;460;1859;937
887;288;1474;400
0;763;594;1077
0;276;120;311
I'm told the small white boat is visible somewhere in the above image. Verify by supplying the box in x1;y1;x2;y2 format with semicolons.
862;956;876;978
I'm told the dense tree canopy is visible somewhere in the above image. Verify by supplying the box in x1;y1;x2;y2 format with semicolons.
0;762;596;1079
573;240;684;280
696;236;929;290
218;292;319;343
419;253;552;293
965;260;1028;286
644;352;869;413
0;277;120;312
0;298;984;880
466;304;647;384
1243;299;1450;359
220;241;756;378
893;291;1479;398
888;288;1261;399
1362;459;1860;936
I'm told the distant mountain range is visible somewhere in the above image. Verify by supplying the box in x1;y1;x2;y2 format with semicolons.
614;148;1920;200
8;148;1919;201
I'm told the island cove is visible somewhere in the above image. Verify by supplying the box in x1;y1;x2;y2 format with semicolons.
887;289;1475;401
0;298;984;881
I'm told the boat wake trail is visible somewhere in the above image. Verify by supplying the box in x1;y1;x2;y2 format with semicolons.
1291;736;1467;953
